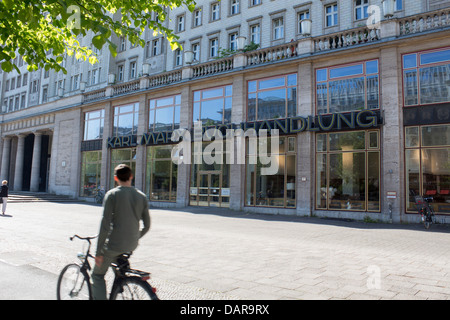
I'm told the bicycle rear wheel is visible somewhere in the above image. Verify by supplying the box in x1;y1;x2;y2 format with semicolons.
110;277;158;300
57;264;92;300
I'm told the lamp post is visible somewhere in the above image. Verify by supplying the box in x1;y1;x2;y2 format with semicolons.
184;51;194;65
382;0;395;18
142;63;150;76
237;36;246;51
300;19;312;37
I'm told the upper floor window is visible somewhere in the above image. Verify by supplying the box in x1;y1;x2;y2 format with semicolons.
130;61;137;79
177;15;185;32
210;38;219;58
325;4;338;27
149;94;181;132
273;18;284;40
192;43;200;62
248;74;297;121
250;0;261;7
395;0;402;11
113;103;139;136
119;36;127;52
193;9;202;27
84;109;105;140
355;0;369;21
211;3;220;21
231;0;240;15
175;49;183;67
250;24;261;45
316;60;379;114
229;33;238;51
193;85;232;125
403;47;450;106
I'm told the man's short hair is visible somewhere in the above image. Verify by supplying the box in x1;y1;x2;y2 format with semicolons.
114;164;133;182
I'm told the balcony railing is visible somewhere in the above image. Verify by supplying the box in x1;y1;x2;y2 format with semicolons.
399;8;450;36
147;70;182;88
112;79;140;96
83;88;106;103
192;57;234;78
313;25;381;52
245;41;299;67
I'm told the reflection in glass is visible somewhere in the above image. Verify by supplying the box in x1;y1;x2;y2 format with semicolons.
80;151;102;197
146;146;177;202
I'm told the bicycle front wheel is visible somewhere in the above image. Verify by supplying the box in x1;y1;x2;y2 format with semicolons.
57;264;92;300
110;277;158;300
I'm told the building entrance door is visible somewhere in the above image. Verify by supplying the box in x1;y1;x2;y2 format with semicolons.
197;171;221;207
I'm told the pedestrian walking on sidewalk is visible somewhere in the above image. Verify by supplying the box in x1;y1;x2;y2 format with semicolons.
0;180;8;215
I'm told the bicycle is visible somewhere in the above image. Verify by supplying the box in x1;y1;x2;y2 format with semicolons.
56;234;159;300
414;195;436;229
94;187;105;204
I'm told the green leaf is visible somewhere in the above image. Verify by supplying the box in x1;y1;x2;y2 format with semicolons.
92;35;106;50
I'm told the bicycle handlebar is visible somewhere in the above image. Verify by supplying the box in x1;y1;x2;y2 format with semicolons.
70;234;98;242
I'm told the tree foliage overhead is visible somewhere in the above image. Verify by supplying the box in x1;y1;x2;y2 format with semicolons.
0;0;197;73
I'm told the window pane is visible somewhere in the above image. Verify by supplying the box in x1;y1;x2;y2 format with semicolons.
419;64;450;104
316;153;327;209
329;152;366;210
422;148;450;213
257;88;286;120
202;87;223;99
422;125;450;146
405;127;419;148
405;149;420;211
420;49;450;65
156;97;174;107
329;64;363;79
366;75;379;109
328;77;365;112
367;152;380;211
154;107;174;131
329;131;365;151
316;83;328;114
258;77;285;90
201;98;224;125
403;70;418;106
366;60;378;74
403;54;417;69
316;69;327;82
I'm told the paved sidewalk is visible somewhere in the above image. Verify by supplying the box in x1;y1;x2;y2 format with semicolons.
1;202;450;300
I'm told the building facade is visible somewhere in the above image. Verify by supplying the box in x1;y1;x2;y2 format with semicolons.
0;0;450;224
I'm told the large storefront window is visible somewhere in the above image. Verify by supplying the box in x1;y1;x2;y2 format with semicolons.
113;103;139;136
316;60;379;114
193;85;232;125
190;142;230;207
146;145;177;202
84;109;104;140
403;47;450;106
245;136;296;208
80;151;102;197
405;124;450;214
316;130;380;212
110;148;136;188
247;74;297;121
149;95;181;132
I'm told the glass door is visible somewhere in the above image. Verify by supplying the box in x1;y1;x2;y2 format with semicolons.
191;170;229;207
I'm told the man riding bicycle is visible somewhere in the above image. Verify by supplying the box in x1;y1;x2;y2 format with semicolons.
91;164;151;300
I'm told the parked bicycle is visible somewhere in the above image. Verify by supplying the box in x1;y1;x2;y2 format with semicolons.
414;195;436;229
56;234;159;300
94;187;105;204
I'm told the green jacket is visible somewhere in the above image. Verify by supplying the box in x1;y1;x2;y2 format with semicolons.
96;186;150;256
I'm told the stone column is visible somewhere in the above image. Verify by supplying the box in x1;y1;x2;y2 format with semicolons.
14;134;26;191
0;137;11;181
30;132;43;192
